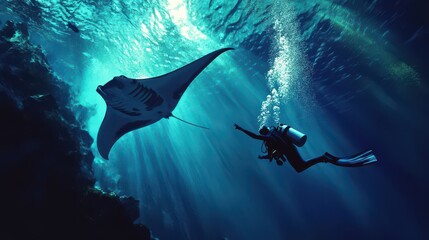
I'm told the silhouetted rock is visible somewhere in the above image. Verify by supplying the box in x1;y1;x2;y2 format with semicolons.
0;21;152;240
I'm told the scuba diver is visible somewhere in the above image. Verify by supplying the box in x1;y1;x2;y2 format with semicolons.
234;123;377;172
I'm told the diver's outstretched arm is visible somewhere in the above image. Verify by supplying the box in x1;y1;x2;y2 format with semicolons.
234;124;269;141
258;154;271;159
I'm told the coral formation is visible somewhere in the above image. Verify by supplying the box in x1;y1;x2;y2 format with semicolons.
0;21;151;240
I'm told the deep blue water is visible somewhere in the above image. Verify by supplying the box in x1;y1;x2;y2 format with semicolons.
1;0;428;239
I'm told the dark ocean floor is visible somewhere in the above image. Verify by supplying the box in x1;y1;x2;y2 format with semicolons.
0;21;152;240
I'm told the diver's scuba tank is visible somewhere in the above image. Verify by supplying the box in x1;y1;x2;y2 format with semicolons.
277;124;307;147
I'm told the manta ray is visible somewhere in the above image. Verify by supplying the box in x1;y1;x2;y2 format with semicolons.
96;48;233;159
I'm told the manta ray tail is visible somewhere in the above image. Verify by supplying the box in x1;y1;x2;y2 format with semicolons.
171;115;209;130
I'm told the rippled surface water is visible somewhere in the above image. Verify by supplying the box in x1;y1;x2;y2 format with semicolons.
1;0;428;239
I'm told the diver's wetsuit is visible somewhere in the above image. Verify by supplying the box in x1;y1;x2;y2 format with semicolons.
280;141;329;172
236;126;332;172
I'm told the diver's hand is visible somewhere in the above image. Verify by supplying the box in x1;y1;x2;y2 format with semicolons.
234;123;242;130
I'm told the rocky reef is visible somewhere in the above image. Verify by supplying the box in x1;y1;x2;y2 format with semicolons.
0;21;151;239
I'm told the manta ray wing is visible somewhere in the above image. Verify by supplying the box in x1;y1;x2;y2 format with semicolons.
132;48;233;109
96;48;233;159
97;107;156;159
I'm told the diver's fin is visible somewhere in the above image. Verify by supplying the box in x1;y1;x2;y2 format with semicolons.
325;150;377;167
